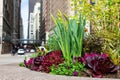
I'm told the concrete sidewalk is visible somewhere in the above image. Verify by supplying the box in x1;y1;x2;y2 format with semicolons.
0;54;25;65
0;64;119;80
0;53;33;65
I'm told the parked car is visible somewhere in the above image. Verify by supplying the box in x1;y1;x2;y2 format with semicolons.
17;49;25;55
30;49;35;53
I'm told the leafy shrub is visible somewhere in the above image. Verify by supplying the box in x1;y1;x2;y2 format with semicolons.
50;62;86;76
46;35;60;51
41;50;64;73
81;53;120;78
83;30;120;66
95;30;120;65
30;56;44;71
71;0;120;32
83;33;104;53
24;50;63;73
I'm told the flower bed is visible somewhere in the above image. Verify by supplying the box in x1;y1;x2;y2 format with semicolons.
21;50;120;79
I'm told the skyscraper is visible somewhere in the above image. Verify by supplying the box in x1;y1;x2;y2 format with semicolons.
28;0;40;40
0;0;22;54
29;2;40;44
29;0;40;14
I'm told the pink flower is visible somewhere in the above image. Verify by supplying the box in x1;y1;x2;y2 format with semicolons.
73;71;78;76
27;58;34;65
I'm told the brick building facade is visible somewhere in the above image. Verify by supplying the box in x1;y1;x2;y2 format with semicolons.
0;0;21;54
40;0;74;44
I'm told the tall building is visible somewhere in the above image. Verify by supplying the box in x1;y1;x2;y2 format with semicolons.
0;0;4;54
0;0;22;54
29;2;40;44
29;0;40;14
40;0;74;45
33;3;40;41
20;18;24;40
29;13;34;43
48;0;74;35
0;0;14;54
17;0;22;40
28;0;40;39
13;0;22;44
39;0;45;45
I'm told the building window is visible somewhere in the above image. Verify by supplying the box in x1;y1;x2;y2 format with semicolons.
38;7;40;10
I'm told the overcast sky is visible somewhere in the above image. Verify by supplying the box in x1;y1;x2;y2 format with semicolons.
21;0;28;39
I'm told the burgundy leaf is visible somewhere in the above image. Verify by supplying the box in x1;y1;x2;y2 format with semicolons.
82;53;119;78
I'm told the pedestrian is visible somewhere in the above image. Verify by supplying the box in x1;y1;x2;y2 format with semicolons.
11;45;16;56
12;48;15;56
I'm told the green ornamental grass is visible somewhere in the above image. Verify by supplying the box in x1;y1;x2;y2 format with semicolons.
52;11;86;65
